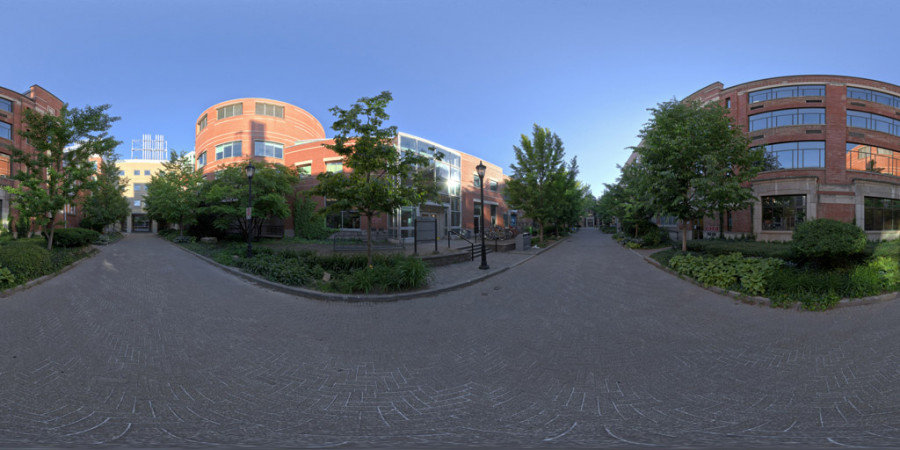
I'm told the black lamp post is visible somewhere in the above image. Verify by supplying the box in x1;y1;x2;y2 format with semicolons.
246;162;255;258
476;160;489;270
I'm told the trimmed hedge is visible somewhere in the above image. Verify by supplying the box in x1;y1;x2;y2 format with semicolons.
0;242;52;282
684;239;793;259
51;228;100;248
792;219;866;267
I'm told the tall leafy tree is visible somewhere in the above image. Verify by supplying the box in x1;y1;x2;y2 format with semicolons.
144;151;205;236
505;124;568;244
604;161;654;237
2;105;119;249
201;161;296;240
81;157;129;232
311;91;438;266
635;99;761;251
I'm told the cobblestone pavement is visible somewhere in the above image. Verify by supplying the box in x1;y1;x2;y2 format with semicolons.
4;230;900;447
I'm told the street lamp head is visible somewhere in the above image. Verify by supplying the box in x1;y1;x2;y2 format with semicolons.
476;160;486;180
245;162;255;179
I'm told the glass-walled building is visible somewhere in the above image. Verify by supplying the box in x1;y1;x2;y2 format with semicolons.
390;133;463;240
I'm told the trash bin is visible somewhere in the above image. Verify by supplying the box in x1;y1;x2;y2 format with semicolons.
516;232;531;251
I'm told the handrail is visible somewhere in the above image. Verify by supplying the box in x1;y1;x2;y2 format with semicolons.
448;229;476;261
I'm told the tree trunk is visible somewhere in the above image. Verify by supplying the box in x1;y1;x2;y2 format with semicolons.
718;210;725;239
681;219;688;253
366;214;373;267
46;215;56;250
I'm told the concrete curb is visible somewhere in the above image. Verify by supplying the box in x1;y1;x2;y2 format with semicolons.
0;247;99;298
164;236;568;303
635;247;900;310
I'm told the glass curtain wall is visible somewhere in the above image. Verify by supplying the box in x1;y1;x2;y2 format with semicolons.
390;135;462;240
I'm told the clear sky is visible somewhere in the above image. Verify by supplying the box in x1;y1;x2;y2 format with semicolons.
6;0;900;196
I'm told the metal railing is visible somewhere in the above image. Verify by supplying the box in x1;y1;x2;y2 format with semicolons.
448;229;492;261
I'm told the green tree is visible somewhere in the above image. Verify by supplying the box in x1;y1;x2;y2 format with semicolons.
201;161;296;240
144;151;205;236
505;124;569;245
2;105;119;249
635;100;760;251
80;157;129;232
311;91;438;266
604;161;655;237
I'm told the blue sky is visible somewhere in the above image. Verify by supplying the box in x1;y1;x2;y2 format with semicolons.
6;0;900;195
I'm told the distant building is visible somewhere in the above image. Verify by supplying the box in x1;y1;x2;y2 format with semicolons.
118;134;171;232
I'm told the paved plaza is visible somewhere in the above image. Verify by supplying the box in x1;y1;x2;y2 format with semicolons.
3;230;900;447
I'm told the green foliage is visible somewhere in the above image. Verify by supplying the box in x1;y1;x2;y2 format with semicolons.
669;252;782;296
872;239;900;259
293;194;336;240
201;160;296;240
791;219;866;267
2;105;119;249
685;239;793;259
848;257;900;298
80;157;129;232
312;91;439;266
0;242;52;282
51;228;100;247
634;100;763;251
144;151;206;235
506;124;586;245
0;267;15;288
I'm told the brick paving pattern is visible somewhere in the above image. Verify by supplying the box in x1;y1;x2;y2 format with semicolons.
2;230;900;447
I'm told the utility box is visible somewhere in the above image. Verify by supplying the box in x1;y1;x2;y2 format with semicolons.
516;232;531;251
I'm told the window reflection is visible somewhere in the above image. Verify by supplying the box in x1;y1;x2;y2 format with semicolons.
749;85;825;103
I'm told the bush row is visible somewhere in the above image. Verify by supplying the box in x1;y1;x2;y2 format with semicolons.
183;242;431;294
669;253;782;296
0;241;91;289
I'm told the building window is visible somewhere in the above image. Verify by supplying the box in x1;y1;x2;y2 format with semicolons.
118;170;124;176
490;204;497;226
255;103;284;118
847;110;900;137
847;143;900;175
197;115;207;133
865;197;900;231
144;170;150;176
489;180;499;192
134;170;140;176
848;87;900;109
748;108;825;131
254;141;283;158
297;164;311;178
473;173;482;188
748;85;826;103
198;151;207;168
763;141;825;170
133;200;141;207
0;98;11;113
0;121;10;140
0;154;9;177
725;98;731;108
762;195;806;231
215;141;242;160
325;161;343;173
216;103;243;120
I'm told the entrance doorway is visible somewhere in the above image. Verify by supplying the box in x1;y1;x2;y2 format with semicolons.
132;214;151;232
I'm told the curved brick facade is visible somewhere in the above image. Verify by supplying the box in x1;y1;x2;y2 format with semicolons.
685;75;900;241
194;98;328;175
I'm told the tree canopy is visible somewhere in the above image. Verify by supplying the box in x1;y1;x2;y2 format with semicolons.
505;124;581;243
200;161;296;240
144;151;205;235
2;104;119;249
81;156;129;232
311;91;439;265
634;99;762;251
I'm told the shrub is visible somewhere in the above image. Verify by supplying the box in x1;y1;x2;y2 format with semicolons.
792;219;866;267
51;228;100;247
669;252;782;296
872;239;900;259
0;267;15;288
0;242;52;282
847;256;900;298
293;194;337;240
685;239;793;259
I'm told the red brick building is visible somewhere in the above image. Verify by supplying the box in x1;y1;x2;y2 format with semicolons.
0;85;81;232
194;98;511;240
671;75;900;241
